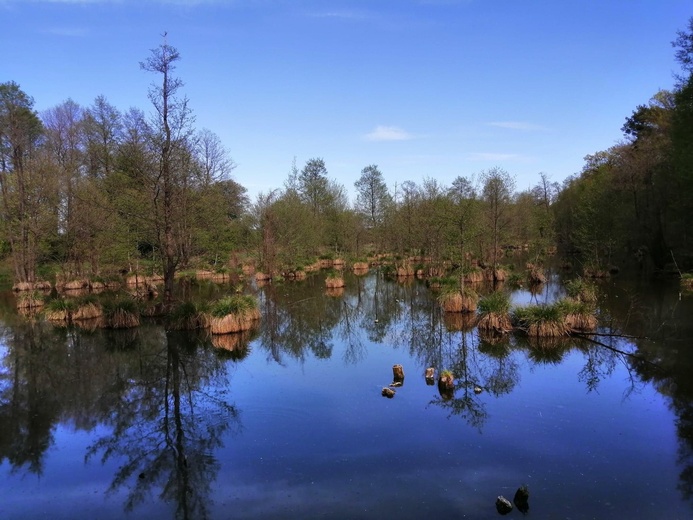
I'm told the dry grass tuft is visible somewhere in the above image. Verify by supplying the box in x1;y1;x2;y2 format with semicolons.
73;302;103;321
477;312;513;333
209;308;260;334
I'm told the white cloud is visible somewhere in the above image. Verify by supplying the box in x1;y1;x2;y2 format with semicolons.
486;121;547;131
363;125;414;142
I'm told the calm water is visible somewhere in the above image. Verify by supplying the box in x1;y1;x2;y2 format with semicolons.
1;270;692;519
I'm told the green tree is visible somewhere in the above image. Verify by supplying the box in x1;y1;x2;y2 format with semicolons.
298;157;331;217
480;167;515;275
0;81;46;283
354;164;391;253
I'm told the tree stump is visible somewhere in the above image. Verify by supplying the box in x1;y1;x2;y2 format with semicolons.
392;364;405;384
438;371;455;400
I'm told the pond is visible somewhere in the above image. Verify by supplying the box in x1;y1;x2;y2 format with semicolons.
0;269;692;519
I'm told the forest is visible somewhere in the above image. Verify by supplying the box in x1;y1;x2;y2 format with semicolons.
1;19;692;301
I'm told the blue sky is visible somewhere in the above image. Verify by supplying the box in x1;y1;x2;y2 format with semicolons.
1;0;690;200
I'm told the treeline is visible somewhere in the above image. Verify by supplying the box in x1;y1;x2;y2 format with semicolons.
1;19;692;293
0;43;556;294
553;18;693;271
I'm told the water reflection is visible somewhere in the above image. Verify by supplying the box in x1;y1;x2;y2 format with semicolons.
0;321;61;475
1;268;693;516
85;330;239;519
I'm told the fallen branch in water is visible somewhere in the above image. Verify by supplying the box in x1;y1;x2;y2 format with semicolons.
570;331;661;369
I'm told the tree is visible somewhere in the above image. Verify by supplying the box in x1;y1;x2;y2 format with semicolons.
480;167;515;275
298;157;330;217
446;175;481;270
0;81;45;283
140;38;195;304
83;95;122;179
195;128;235;186
354;164;390;228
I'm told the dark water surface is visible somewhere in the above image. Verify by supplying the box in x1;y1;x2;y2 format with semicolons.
1;270;692;519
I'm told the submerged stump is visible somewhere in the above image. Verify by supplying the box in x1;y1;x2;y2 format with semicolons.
392;364;405;383
438;371;455;400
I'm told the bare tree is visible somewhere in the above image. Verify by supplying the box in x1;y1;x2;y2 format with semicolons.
140;38;195;304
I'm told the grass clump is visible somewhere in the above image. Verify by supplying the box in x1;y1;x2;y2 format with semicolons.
16;291;45;309
168;301;210;330
565;277;598;304
45;298;78;322
210;295;258;318
102;298;140;329
438;286;478;313
557;298;598;332
477;291;512;333
208;295;260;334
325;270;345;288
512;302;568;337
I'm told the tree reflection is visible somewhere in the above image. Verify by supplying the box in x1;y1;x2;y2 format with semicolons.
86;330;239;519
0;320;63;475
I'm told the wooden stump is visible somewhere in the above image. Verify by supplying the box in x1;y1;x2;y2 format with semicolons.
392;364;405;383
